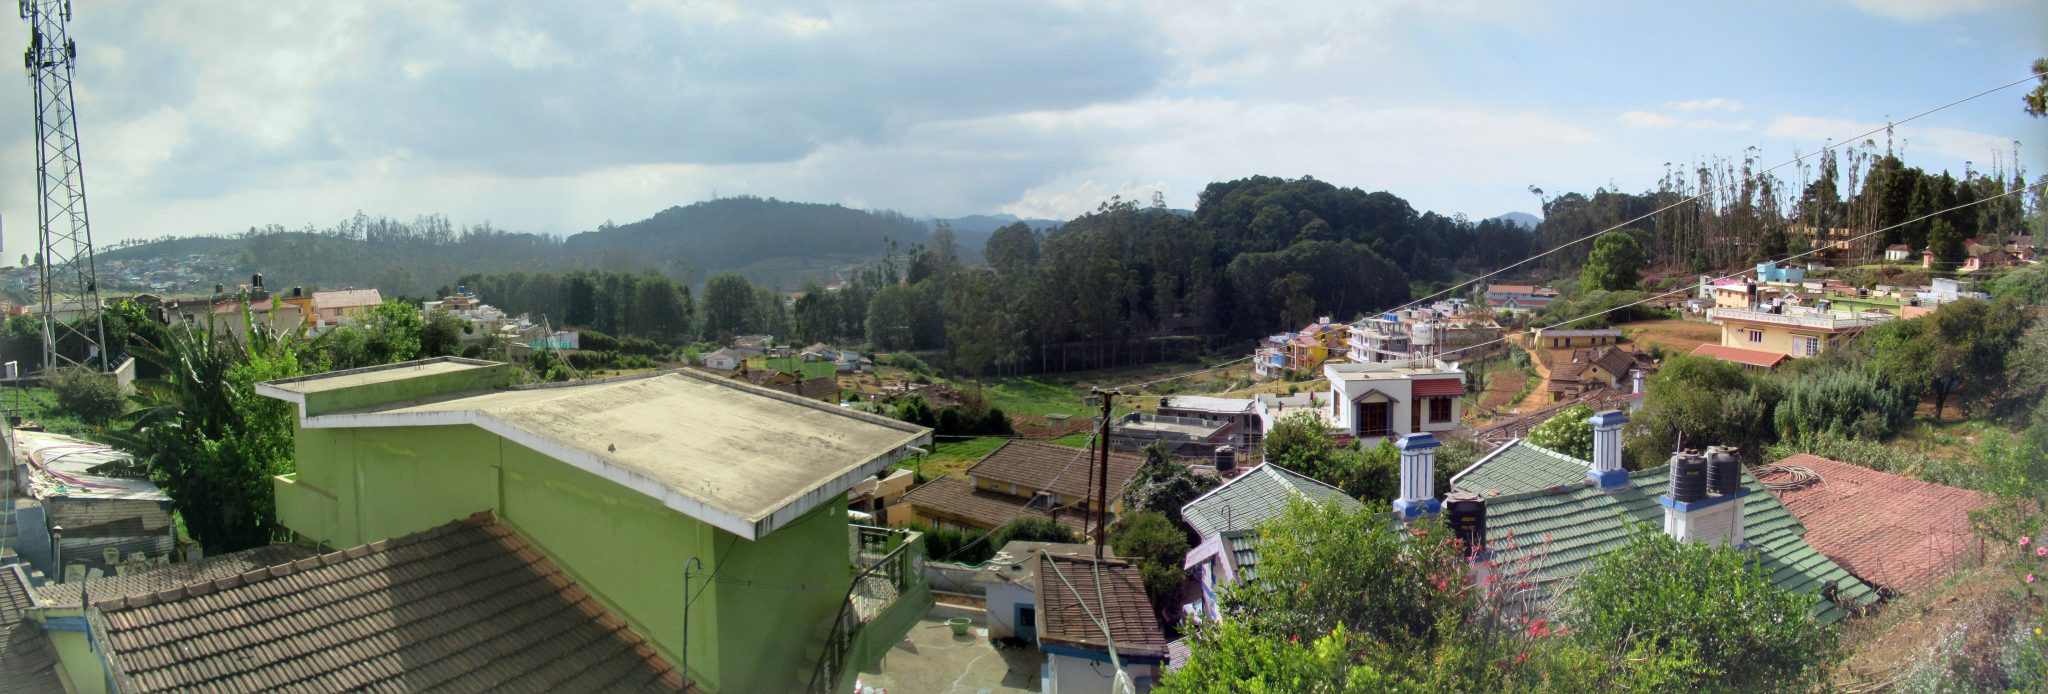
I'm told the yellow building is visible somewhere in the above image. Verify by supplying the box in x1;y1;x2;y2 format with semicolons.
1710;306;1891;358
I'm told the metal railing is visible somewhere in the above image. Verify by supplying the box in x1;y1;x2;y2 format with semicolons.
1709;307;1891;331
809;526;921;694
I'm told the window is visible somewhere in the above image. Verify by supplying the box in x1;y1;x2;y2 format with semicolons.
1357;401;1391;437
1746;329;1764;343
1429;397;1453;423
1798;336;1821;356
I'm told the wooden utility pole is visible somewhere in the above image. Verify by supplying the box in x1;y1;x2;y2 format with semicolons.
1091;387;1117;559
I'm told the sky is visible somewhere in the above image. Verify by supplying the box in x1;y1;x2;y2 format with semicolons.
0;0;2043;249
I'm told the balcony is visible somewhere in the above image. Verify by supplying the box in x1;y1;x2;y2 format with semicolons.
811;525;932;693
1709;307;1892;332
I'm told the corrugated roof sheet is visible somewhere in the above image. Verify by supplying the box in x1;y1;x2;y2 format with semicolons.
1181;464;1359;540
1484;467;1880;624
88;513;683;693
1450;440;1590;497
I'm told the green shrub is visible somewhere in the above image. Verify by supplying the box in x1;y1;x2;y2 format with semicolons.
1527;404;1596;460
49;367;127;426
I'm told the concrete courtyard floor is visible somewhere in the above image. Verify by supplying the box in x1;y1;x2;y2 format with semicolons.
857;605;1043;694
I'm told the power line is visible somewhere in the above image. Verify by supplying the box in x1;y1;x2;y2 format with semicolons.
930;432;1101;564
1387;68;2048;319
1104;70;2046;395
1422;178;2047;365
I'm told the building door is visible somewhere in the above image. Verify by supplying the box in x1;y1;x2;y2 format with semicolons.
1410;399;1422;433
1017;605;1037;641
1357;401;1391;437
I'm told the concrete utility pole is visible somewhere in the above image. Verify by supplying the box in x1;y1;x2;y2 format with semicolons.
1091;387;1117;559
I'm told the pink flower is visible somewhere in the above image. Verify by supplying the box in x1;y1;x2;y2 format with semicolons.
2023;536;2033;546
2028;574;2037;584
2038;547;2047;557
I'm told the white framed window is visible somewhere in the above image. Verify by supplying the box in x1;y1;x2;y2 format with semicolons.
1798;336;1821;356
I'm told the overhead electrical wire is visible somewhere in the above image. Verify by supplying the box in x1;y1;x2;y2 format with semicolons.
931;432;1101;564
1106;71;2046;393
1386;68;2048;318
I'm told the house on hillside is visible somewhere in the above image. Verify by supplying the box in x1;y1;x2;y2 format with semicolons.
1158;395;1261;447
1544;346;1635;402
1253;332;1295;379
1757;261;1805;283
1529;327;1621;349
1108;412;1235;457
888;440;1145;536
1962;241;2016;272
702;347;743;370
1708;302;1889;359
1287;322;1348;372
2006;236;2037;262
1884;244;1913;262
1483;283;1558;313
1322;360;1465;447
1253;392;1323;437
309;288;383;326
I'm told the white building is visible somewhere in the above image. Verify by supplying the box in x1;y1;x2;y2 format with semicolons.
1323;359;1466;447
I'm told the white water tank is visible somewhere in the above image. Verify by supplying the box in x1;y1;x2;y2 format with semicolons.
1411;322;1437;347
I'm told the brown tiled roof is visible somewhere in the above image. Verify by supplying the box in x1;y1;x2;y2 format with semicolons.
1762;454;1989;594
1;565;63;694
1034;554;1166;657
36;543;321;607
88;513;684;693
894;476;1093;533
968;440;1145;502
1585;347;1635;381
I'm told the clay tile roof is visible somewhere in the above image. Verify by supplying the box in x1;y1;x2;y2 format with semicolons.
86;513;684;693
894;476;1094;533
1;566;63;693
1588;347;1635;379
1035;554;1166;657
1761;454;1989;594
1689;344;1788;369
968;440;1146;503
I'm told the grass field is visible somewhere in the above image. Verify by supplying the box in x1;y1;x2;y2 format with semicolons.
1046;432;1094;448
752;357;838;380
4;386;100;439
983;378;1099;417
901;435;1011;478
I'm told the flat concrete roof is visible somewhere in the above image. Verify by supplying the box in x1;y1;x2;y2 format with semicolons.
290;369;930;539
261;359;494;395
1325;361;1462;380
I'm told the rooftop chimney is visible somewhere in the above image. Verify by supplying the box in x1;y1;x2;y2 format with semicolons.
1392;433;1441;520
1630;369;1645;395
1661;448;1749;547
1586;409;1630;491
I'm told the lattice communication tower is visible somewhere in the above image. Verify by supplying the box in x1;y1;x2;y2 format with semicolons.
21;0;106;371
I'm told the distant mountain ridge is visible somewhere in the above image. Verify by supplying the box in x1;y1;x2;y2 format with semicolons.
1489;211;1541;230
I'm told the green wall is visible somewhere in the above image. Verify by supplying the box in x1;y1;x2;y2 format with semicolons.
275;420;857;693
45;626;105;694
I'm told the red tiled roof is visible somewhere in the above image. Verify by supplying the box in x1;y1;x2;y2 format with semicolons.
1487;284;1537;295
1763;454;1989;594
88;513;684;693
968;440;1146;503
1035;554;1166;657
1689;344;1787;369
2;566;63;693
1411;378;1464;397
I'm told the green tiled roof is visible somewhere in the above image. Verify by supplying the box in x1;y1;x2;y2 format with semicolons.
1182;464;1361;540
1224;530;1261;582
1484;466;1880;624
1449;440;1590;497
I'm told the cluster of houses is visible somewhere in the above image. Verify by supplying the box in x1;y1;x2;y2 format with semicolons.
1883;234;2038;270
1254;303;1504;380
0;347;1995;693
1686;262;1947;370
3;253;233;297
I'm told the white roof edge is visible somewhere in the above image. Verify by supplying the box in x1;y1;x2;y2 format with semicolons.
297;389;931;540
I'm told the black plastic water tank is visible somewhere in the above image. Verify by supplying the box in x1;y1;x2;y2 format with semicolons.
1444;491;1486;556
1705;445;1743;496
1669;450;1708;502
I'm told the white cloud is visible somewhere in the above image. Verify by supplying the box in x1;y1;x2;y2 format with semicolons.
1667;98;1743;113
1844;0;1994;21
1621;110;1678;128
1766;115;2016;163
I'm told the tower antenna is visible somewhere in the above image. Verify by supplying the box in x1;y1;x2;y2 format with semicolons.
22;0;108;372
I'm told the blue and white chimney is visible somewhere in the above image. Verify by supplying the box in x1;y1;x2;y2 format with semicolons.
1393;433;1441;520
1586;409;1630;491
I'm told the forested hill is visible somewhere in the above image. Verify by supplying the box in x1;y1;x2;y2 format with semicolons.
563;196;931;282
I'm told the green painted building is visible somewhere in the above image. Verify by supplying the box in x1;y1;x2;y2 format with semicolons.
247;358;934;693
